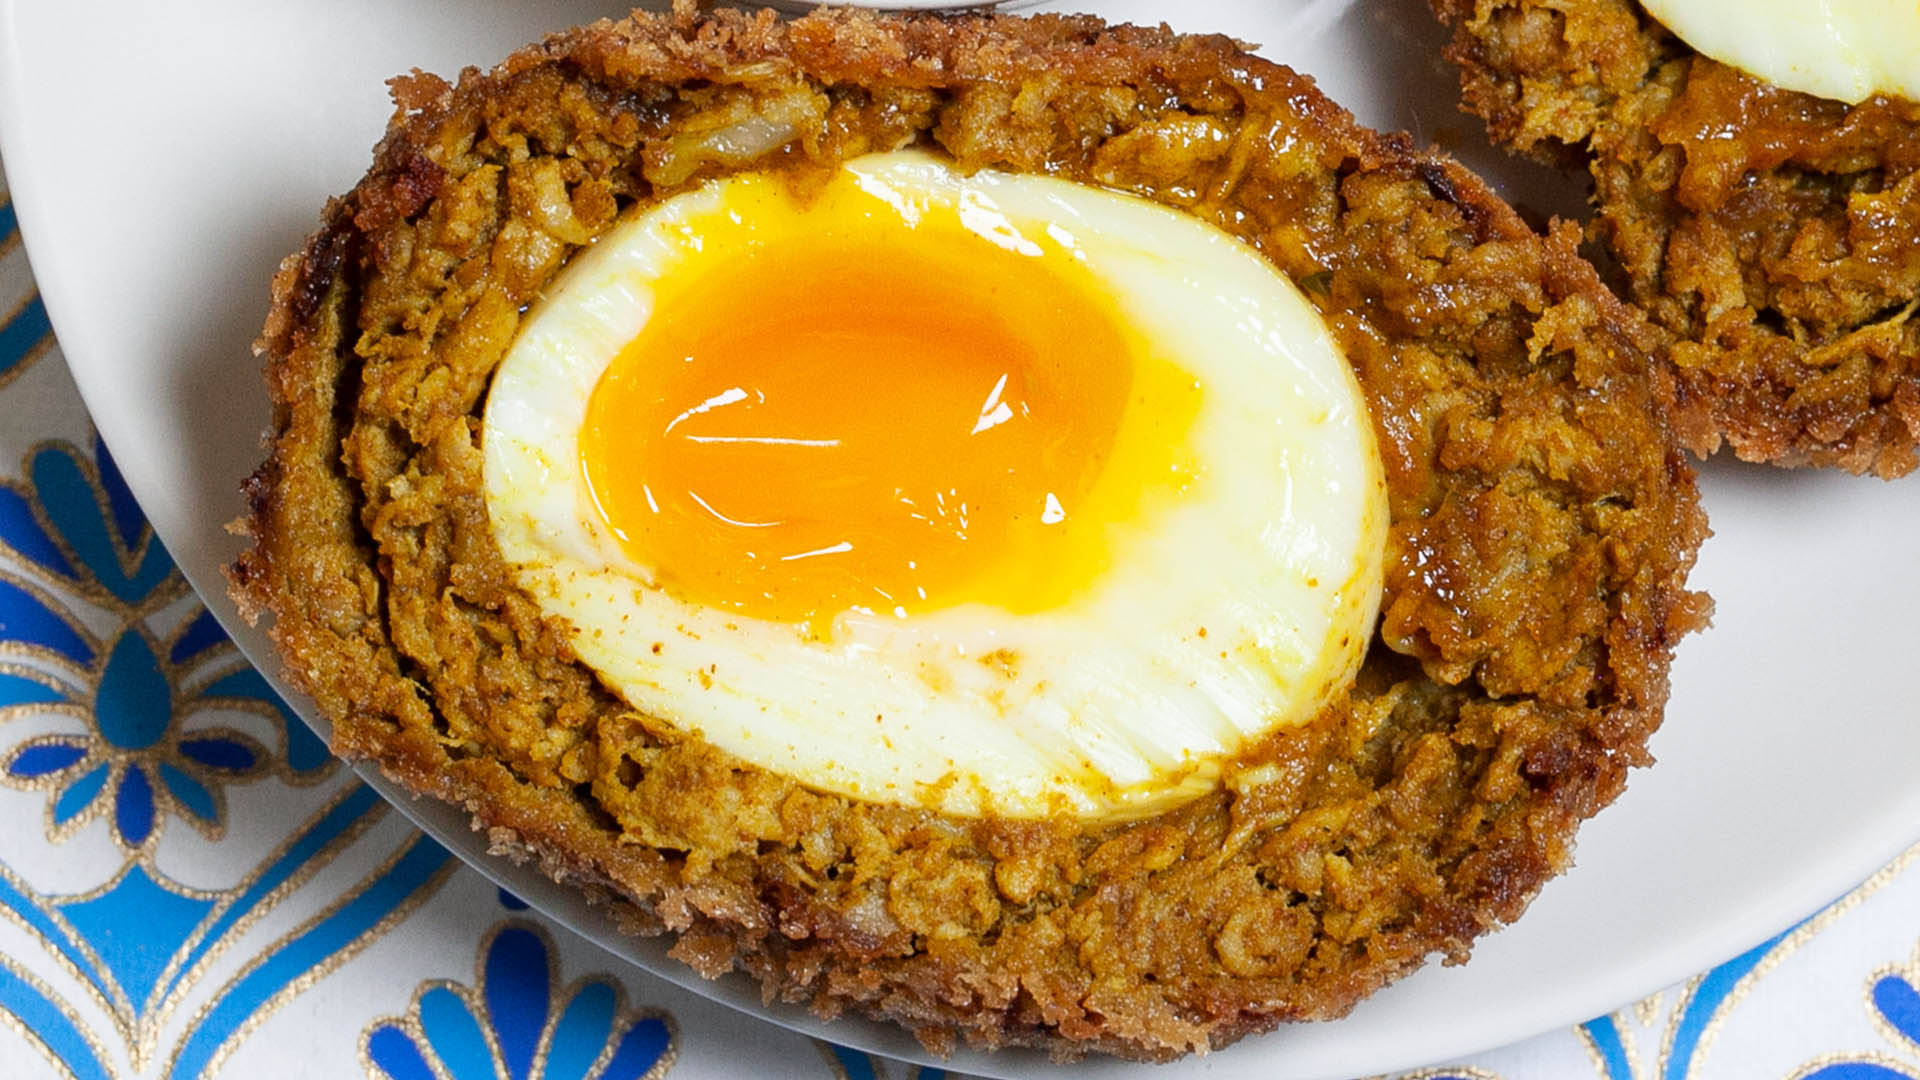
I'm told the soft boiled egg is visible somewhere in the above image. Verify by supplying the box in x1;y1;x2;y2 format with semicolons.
481;150;1387;823
1640;0;1920;104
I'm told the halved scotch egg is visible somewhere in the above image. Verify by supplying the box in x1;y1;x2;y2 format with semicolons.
238;7;1710;1057
481;150;1388;822
1430;0;1920;477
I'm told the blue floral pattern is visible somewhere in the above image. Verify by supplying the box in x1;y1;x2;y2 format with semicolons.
1795;969;1920;1080
0;438;329;852
0;424;453;1077
0;192;51;390
364;898;676;1080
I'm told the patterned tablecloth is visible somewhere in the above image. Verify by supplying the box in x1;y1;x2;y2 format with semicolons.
3;161;1920;1080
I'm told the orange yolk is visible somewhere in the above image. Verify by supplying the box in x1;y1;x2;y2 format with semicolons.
579;199;1199;627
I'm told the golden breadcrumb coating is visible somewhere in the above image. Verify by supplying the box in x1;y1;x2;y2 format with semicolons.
232;5;1708;1061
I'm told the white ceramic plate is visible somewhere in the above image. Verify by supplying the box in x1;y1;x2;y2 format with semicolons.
2;1;1917;1077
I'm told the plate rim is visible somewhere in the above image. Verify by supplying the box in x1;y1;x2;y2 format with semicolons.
2;2;1918;1077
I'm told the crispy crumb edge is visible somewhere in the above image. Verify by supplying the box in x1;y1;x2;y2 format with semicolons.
229;5;1709;1062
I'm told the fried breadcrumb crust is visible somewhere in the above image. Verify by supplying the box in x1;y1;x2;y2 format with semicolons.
1432;0;1920;478
231;5;1707;1061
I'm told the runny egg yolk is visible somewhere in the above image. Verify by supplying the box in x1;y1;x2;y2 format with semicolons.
485;151;1389;821
578;198;1201;628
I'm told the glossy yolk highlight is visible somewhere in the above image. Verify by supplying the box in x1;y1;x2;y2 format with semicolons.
580;195;1199;627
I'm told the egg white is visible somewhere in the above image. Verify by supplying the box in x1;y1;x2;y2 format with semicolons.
1641;0;1920;104
481;151;1387;822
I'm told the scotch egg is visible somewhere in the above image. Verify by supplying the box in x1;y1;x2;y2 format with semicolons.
1639;0;1920;103
481;150;1388;823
